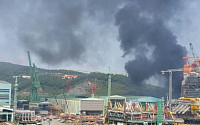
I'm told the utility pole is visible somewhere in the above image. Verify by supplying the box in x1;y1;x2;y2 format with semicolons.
161;68;183;109
13;77;18;121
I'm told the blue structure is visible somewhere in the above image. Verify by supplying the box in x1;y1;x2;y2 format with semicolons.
0;81;11;106
127;96;160;103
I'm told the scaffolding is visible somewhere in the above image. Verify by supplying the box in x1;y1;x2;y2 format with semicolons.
15;110;36;123
181;73;200;98
171;97;200;123
105;100;183;124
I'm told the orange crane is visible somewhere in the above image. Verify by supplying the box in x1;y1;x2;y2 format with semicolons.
183;57;198;74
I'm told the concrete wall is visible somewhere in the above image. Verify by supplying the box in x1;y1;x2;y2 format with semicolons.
81;100;104;111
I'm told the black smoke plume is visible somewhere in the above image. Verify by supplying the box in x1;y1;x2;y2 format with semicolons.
115;0;187;96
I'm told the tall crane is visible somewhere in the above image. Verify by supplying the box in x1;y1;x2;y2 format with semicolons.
62;90;71;120
13;77;18;121
107;67;128;102
190;43;200;73
86;78;99;98
65;78;73;96
108;67;112;99
27;51;41;102
161;68;183;109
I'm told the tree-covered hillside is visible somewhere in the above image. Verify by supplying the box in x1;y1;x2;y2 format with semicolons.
0;62;167;98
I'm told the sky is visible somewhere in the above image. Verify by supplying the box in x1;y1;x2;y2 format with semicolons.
1;0;200;92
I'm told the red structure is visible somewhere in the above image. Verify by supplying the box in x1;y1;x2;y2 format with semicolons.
65;78;73;94
86;78;99;98
183;56;200;79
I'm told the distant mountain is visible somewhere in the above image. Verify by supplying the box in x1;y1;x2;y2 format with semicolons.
0;62;167;99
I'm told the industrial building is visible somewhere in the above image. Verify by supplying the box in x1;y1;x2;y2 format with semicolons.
0;81;11;107
81;98;104;115
0;107;13;122
48;97;104;116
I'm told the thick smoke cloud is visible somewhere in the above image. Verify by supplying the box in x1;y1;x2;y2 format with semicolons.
0;0;190;96
115;0;187;95
17;0;87;65
14;0;122;66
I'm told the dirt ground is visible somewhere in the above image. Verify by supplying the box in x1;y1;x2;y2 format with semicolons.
42;118;67;125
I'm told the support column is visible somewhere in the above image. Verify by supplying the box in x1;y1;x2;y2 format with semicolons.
169;72;172;109
6;114;8;122
11;113;13;122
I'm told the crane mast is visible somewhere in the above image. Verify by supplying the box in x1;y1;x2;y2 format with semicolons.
161;68;183;109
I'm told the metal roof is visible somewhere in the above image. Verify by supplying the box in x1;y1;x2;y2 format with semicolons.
0;107;13;111
109;95;126;100
0;81;11;84
81;98;103;101
130;96;160;102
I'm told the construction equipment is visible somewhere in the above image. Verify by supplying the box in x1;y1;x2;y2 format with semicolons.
108;69;112;100
161;68;183;109
183;57;196;74
190;43;199;61
13;77;18;121
62;90;71;120
53;92;59;106
86;78;99;98
27;51;41;102
65;78;73;96
181;43;200;98
107;67;128;102
190;43;200;73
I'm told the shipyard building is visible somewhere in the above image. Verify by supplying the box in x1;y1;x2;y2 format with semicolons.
0;81;11;107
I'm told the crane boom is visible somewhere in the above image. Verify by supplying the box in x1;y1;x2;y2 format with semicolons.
190;43;200;73
161;68;183;73
190;43;196;59
27;51;32;76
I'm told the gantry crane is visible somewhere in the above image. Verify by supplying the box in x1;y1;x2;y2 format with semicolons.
27;51;41;102
161;68;183;109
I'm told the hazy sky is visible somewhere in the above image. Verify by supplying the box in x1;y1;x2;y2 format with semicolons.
1;0;200;89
